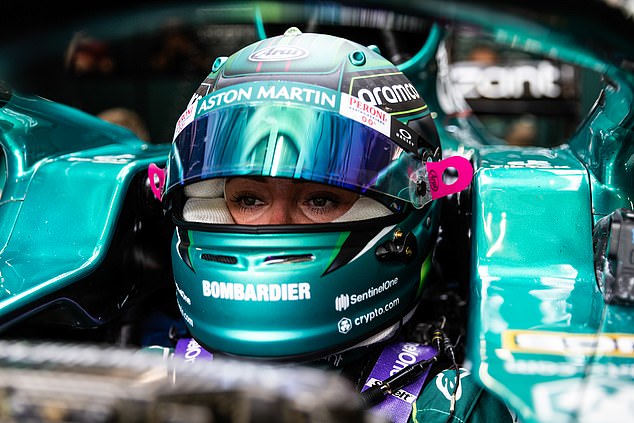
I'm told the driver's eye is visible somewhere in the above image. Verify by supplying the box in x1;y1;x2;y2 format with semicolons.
311;197;328;207
241;196;257;206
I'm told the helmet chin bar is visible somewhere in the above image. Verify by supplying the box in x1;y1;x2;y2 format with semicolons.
409;155;474;208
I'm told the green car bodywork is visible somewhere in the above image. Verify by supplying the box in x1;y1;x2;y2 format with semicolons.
0;88;170;328
391;2;634;422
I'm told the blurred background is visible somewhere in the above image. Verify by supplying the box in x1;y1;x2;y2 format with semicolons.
0;2;602;147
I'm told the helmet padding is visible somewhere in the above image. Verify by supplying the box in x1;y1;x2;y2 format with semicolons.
184;179;225;198
183;179;235;224
183;197;235;224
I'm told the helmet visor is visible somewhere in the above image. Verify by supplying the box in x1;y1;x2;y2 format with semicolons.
166;103;425;205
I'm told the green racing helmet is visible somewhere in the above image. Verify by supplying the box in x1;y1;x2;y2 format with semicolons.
151;28;473;360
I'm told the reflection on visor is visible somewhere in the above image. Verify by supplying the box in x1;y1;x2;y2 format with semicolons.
165;104;425;203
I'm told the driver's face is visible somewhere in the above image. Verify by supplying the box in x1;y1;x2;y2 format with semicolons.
224;177;359;224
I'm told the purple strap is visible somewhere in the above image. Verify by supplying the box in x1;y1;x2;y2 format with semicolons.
173;337;432;423
362;342;437;423
174;338;214;363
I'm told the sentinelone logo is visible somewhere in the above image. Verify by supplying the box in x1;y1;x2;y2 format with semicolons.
335;277;398;311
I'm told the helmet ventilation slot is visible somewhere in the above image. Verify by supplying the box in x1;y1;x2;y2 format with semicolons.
201;254;238;264
264;254;316;265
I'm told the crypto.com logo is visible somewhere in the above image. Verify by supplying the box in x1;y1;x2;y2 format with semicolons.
338;317;352;334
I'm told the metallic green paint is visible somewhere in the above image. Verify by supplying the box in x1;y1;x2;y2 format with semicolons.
171;205;439;359
469;145;632;421
0;91;169;321
325;231;351;273
416;252;432;299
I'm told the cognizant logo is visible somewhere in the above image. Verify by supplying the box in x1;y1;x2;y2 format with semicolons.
335;277;398;311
